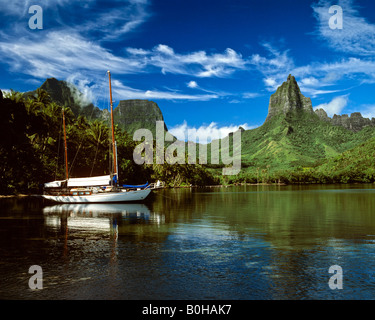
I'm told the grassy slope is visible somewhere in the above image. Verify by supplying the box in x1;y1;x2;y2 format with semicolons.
204;111;375;179
315;136;375;182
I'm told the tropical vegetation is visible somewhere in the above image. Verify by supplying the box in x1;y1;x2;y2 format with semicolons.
0;89;218;195
1;84;375;195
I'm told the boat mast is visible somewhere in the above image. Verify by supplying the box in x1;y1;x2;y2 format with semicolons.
107;70;118;182
62;108;69;180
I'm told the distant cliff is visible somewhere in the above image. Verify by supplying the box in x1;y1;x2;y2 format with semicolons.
114;100;168;136
315;108;375;132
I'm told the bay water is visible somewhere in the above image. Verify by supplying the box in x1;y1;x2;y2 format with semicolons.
1;184;375;300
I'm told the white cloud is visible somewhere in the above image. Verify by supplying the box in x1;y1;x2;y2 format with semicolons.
242;92;262;99
112;80;219;101
0;31;143;79
155;44;175;55
248;36;375;96
126;45;248;78
263;77;278;91
144;90;218;101
313;95;349;117
0;31;227;103
292;57;375;93
66;74;99;107
312;0;375;56
3;0;375;107
0;0;77;16
300;77;319;86
249;43;295;92
169;121;255;143
299;87;343;98
187;81;199;88
0;0;149;43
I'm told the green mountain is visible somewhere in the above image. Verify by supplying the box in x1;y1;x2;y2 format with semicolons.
314;136;375;183
23;78;102;119
25;78;169;136
3;74;375;193
114;99;168;136
22;75;375;182
206;75;375;177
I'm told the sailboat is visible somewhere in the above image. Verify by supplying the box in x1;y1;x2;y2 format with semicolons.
42;71;153;203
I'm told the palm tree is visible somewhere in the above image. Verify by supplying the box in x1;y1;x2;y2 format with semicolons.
25;97;38;115
34;88;51;106
86;120;110;175
4;90;24;104
44;102;62;119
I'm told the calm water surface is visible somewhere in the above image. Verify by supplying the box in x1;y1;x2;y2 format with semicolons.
1;184;375;300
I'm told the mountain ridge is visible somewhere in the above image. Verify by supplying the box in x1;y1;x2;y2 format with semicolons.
23;75;375;174
207;74;375;175
24;78;168;136
314;108;375;132
27;76;375;136
3;74;375;192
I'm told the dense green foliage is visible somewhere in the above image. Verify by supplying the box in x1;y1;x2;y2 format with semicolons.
1;85;374;195
204;111;375;185
0;90;218;195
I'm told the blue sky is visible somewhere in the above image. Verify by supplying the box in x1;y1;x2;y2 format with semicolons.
1;0;375;141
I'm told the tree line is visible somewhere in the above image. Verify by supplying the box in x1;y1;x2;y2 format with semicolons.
0;89;218;195
2;89;372;195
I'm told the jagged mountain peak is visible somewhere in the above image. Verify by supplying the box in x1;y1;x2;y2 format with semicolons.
265;74;314;123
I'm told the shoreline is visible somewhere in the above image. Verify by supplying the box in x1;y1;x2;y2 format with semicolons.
0;194;33;199
1;181;373;198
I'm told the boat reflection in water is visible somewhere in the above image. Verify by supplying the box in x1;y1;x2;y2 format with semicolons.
43;203;165;240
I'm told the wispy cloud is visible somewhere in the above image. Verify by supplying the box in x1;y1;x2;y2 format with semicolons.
0;31;143;79
0;31;235;102
247;4;375;97
248;42;353;97
292;57;375;94
126;45;248;78
77;0;151;41
312;0;375;56
242;92;262;99
2;0;375;107
111;79;219;102
169;121;255;143
0;0;150;41
0;0;77;17
0;0;247;103
249;42;295;92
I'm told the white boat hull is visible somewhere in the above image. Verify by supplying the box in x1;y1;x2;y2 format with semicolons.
42;188;151;203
